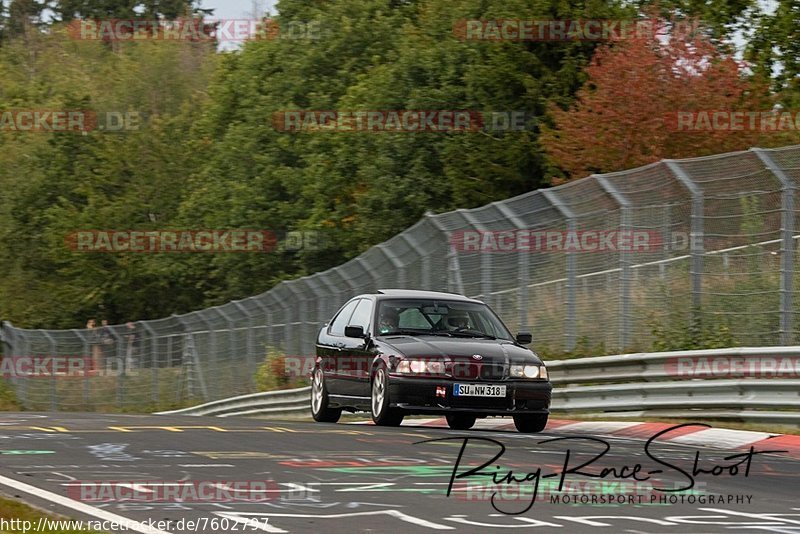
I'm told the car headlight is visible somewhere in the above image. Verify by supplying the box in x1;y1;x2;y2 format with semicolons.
396;359;446;376
510;364;546;379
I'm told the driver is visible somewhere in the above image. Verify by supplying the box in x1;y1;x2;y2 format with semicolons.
378;307;400;334
447;310;470;330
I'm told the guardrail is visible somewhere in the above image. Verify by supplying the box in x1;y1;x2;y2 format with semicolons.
156;347;800;425
155;386;311;418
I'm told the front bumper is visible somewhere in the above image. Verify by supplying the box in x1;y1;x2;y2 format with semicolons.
387;376;552;415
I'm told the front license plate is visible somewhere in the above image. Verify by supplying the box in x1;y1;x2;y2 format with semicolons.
452;384;506;397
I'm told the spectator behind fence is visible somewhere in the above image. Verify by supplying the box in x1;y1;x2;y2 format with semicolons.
87;319;103;373
100;319;115;373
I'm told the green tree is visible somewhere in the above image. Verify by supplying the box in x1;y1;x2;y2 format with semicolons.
6;0;46;39
55;0;210;21
180;0;638;306
746;0;800;106
0;28;215;327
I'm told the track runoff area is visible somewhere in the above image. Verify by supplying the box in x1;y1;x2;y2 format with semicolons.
0;412;798;533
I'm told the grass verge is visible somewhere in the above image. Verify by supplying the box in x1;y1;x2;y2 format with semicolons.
0;494;106;533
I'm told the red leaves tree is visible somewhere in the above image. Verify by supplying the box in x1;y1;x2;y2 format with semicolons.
541;25;783;182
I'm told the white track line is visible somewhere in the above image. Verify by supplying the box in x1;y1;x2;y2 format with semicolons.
554;421;643;434
668;428;773;448
0;474;173;534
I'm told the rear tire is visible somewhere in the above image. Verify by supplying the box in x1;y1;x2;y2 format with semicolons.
371;366;404;426
446;414;476;430
311;367;341;423
513;413;548;433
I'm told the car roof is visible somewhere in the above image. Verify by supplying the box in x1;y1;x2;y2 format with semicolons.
372;289;483;304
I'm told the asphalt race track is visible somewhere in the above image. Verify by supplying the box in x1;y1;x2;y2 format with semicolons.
0;413;798;533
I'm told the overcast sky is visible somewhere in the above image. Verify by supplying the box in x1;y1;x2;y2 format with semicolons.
201;0;277;20
199;0;276;49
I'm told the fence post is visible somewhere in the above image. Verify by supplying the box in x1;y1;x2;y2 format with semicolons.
457;210;492;304
232;300;255;374
298;277;327;357
355;258;378;296
138;321;159;406
41;331;58;412
282;282;304;356
251;296;272;364
421;250;432;291
377;244;407;289
274;293;294;356
255;296;275;352
177;315;211;400
201;313;218;399
595;175;632;351
103;327;125;408
69;329;91;408
542;190;577;351
424;212;459;293
213;307;242;394
314;273;341;330
20;329;30;408
399;233;428;289
665;160;704;316
753;148;795;344
494;201;531;332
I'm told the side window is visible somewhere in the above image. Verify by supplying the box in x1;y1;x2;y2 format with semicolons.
329;300;360;336
348;299;374;331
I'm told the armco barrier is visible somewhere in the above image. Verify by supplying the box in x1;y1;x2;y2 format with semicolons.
157;347;800;424
156;386;312;417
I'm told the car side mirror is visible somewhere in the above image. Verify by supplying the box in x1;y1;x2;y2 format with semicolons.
345;325;366;339
516;332;533;345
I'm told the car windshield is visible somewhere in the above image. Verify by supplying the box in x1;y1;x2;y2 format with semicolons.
375;298;515;341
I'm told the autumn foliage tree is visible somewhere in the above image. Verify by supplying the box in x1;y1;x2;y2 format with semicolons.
541;23;787;182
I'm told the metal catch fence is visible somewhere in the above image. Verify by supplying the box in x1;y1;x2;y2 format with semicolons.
3;145;800;411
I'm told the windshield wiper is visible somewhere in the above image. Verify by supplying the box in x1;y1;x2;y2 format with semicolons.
378;329;426;336
379;330;455;337
450;329;497;340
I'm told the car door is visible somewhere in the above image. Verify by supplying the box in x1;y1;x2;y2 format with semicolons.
318;298;360;395
343;298;377;398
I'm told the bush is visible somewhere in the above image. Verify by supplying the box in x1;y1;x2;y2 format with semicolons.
254;348;308;392
538;336;610;360
647;307;736;352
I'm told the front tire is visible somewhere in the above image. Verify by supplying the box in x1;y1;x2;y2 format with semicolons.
513;413;548;433
371;366;404;426
311;367;341;423
446;414;476;430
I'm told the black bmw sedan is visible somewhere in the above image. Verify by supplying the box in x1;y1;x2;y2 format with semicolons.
311;289;552;432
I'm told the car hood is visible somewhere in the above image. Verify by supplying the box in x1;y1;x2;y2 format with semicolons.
379;336;544;365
